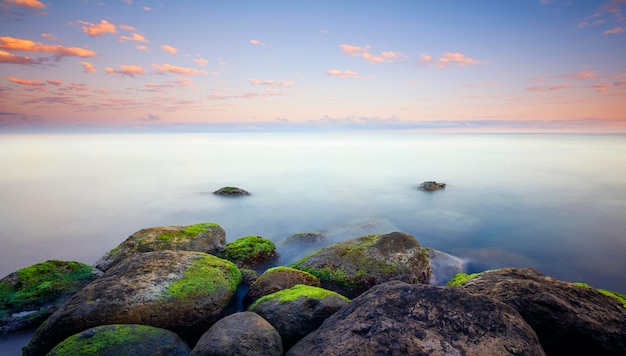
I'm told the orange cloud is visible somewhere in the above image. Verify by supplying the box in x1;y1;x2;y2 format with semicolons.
119;24;137;31
0;50;37;64
7;76;44;86
193;57;208;66
0;36;96;58
250;39;265;46
436;52;484;67
603;26;624;34
325;69;361;79
105;65;146;77
119;33;148;43
41;33;57;41
249;79;296;87
5;0;45;9
340;44;402;64
80;61;96;73
78;20;117;36
152;63;207;75
160;45;178;54
419;54;432;65
340;44;368;56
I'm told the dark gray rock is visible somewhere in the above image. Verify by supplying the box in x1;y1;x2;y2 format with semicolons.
458;267;626;356
287;281;545;356
419;181;446;191
213;186;250;196
191;312;282;356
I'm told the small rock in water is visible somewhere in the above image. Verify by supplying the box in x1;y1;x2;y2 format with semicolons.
213;186;251;196
419;181;446;191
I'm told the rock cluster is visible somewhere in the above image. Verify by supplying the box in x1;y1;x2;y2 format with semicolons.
2;221;624;355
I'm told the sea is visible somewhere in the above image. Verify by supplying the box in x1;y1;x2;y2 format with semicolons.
1;132;625;354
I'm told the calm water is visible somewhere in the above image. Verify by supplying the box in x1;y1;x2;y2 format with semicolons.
1;132;625;353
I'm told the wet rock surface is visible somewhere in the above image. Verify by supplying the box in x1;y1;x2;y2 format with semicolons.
242;266;320;308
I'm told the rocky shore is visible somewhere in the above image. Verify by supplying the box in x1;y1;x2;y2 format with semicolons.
2;221;625;355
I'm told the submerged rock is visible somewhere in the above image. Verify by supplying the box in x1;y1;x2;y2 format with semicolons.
290;231;430;298
191;312;282;356
250;284;350;350
455;267;626;356
0;260;100;334
23;250;241;356
243;266;320;308
427;248;468;285
419;181;446;191
94;222;225;271
213;186;250;196
219;235;279;269
287;281;545;355
279;232;326;246
47;324;190;356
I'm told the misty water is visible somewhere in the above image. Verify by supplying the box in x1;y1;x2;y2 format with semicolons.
1;132;625;353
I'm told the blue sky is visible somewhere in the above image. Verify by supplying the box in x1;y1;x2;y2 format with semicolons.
1;0;625;131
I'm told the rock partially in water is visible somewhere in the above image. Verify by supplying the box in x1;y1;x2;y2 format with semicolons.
213;186;250;196
191;312;282;356
218;235;280;269
250;284;350;350
419;181;446;191
279;232;326;246
243;266;320;309
456;267;626;355
23;250;241;356
94;222;226;272
287;281;545;355
47;324;190;356
290;232;430;298
0;260;100;334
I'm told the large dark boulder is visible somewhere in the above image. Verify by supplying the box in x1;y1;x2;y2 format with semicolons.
249;284;350;350
218;235;279;269
191;312;282;356
242;266;320;308
94;222;225;271
47;324;190;356
456;267;626;355
287;281;545;355
0;260;100;333
290;232;430;298
23;250;241;356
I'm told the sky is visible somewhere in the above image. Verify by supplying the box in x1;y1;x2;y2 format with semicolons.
1;0;625;132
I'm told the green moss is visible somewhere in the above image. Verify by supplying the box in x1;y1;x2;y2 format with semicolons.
48;324;166;355
220;235;276;263
573;282;626;308
249;284;349;309
165;255;241;302
156;222;219;242
446;273;480;287
0;260;94;313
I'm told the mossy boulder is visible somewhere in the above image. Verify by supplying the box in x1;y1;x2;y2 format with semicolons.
457;267;626;355
191;312;282;356
290;231;431;298
243;266;321;308
47;324;190;356
249;284;350;349
23;250;241;356
219;235;279;269
213;186;250;196
94;222;225;271
0;260;100;333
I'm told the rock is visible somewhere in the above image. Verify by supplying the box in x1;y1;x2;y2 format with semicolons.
94;222;225;272
191;312;282;356
280;232;326;246
287;281;545;356
23;250;241;356
47;324;190;356
455;267;626;356
242;266;321;308
0;260;100;334
218;235;279;269
238;268;259;286
213;186;250;196
419;181;446;191
290;231;430;298
427;248;468;285
249;284;350;350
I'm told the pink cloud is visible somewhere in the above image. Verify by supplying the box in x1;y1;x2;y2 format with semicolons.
525;83;573;91
119;33;148;43
0;50;37;64
78;20;117;36
603;26;624;34
419;54;432;65
160;44;178;54
0;36;96;58
325;69;361;79
105;65;146;77
250;39;266;46
152;63;207;75
7;76;44;86
46;79;62;86
340;44;402;64
193;57;208;66
80;61;96;73
249;78;296;87
436;52;484;67
340;44;368;56
5;0;45;9
119;24;137;31
41;33;57;41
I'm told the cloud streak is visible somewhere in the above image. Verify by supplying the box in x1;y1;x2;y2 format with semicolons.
249;79;296;87
325;69;361;79
160;45;178;54
340;44;402;64
0;36;96;58
78;20;117;36
152;64;207;75
105;65;146;77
